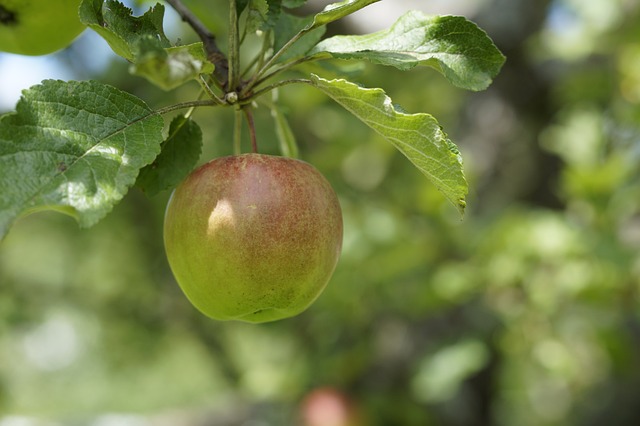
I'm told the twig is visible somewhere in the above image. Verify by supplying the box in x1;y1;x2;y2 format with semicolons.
243;78;312;103
251;56;318;89
155;99;223;116
166;0;230;89
241;28;307;95
198;75;225;104
241;31;272;78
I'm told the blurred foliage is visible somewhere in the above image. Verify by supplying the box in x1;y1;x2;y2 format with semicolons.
2;0;640;425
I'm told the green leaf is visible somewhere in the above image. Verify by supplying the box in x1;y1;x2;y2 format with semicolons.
0;80;164;239
273;13;326;62
307;0;380;30
236;0;251;14
244;0;269;34
136;115;203;196
310;12;505;91
269;104;299;158
80;0;212;89
247;0;285;30
309;75;467;214
283;0;307;8
131;42;215;90
79;0;170;62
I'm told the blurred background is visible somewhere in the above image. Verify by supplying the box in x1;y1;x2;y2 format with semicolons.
2;0;640;424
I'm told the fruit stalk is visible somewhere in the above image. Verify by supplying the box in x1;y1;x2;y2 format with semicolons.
243;107;258;153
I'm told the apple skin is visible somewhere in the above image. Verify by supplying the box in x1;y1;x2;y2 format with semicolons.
163;154;343;323
0;0;85;56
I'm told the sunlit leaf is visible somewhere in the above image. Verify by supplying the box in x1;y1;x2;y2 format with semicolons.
0;80;164;239
283;0;307;7
81;0;213;89
79;0;170;62
309;75;467;214
311;12;505;91
307;0;380;30
131;42;215;90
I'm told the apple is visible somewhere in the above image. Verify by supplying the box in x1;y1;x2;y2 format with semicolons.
0;0;85;55
163;154;343;323
300;387;364;426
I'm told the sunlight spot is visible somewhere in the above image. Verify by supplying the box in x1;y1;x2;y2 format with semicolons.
208;199;235;236
22;314;80;371
412;339;489;403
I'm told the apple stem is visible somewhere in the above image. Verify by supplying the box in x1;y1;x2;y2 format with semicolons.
234;109;243;155
243;107;258;153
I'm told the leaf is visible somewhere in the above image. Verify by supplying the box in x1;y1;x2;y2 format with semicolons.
131;42;215;90
283;0;307;8
136;115;203;196
310;12;505;91
245;0;286;30
307;0;380;30
80;0;213;89
236;0;251;14
79;0;170;62
308;75;467;214
264;0;304;30
244;0;269;34
273;13;326;62
0;80;164;239
269;104;299;158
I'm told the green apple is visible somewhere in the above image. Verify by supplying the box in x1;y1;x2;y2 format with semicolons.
163;153;343;323
0;0;84;55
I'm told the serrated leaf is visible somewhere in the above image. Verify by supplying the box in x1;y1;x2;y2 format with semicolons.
310;12;505;91
81;0;212;89
270;104;299;158
131;42;215;90
79;0;170;62
243;0;285;31
136;115;202;196
244;0;269;34
264;0;285;29
309;75;467;214
307;0;380;30
0;80;164;239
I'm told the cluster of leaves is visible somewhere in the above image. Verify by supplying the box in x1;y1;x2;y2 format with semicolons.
0;0;504;239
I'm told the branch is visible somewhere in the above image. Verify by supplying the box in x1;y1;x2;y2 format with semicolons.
227;0;240;91
166;0;230;89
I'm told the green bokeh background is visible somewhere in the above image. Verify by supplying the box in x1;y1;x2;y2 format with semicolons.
2;0;640;424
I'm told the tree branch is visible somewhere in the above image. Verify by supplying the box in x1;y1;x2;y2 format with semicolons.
166;0;230;89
